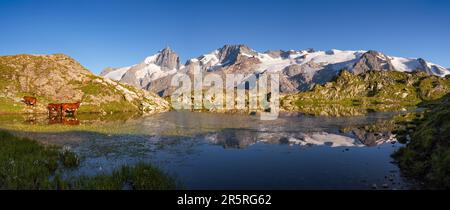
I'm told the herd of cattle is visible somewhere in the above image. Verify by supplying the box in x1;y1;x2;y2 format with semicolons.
22;96;82;116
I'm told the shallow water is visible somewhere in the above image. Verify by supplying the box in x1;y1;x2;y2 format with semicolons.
0;111;414;189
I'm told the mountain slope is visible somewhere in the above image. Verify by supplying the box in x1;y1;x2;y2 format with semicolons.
0;54;169;114
281;70;450;116
101;48;182;89
101;45;450;97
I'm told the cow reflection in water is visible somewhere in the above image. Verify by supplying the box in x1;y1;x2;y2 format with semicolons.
48;115;80;125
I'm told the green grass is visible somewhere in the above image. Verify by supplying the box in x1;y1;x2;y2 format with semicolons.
79;78;117;97
392;93;450;189
0;131;78;189
0;130;177;190
0;98;25;114
66;163;177;190
77;79;141;113
0;94;58;115
283;70;450;116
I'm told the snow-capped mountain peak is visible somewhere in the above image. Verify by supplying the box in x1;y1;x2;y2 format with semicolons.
100;47;182;87
101;45;450;96
187;44;258;71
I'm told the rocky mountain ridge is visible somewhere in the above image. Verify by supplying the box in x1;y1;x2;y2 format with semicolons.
101;45;450;97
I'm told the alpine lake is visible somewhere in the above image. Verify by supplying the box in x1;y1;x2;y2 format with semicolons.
0;110;416;190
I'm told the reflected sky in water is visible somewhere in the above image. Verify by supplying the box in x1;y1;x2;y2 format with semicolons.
0;111;413;189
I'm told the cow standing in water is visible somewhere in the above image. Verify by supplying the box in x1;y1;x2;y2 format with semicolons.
62;102;82;116
47;103;63;115
22;96;37;106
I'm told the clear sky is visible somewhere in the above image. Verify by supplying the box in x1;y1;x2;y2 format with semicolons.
1;0;449;74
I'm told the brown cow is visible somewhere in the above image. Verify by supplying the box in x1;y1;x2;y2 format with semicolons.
47;103;63;115
22;96;37;106
61;102;82;116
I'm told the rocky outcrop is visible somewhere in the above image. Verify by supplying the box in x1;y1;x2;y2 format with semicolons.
217;44;257;66
416;58;449;76
119;64;144;87
0;54;169;115
281;70;450;116
352;50;396;74
280;63;319;92
155;47;180;71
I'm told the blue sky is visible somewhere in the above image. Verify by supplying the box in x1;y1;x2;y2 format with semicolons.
1;0;449;74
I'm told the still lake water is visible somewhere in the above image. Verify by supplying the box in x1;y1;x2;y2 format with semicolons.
0;111;414;189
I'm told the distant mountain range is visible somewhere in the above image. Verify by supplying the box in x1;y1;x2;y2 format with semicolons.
101;45;450;96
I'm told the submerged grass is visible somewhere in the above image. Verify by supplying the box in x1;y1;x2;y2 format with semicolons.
65;163;177;190
0;131;77;189
0;130;177;190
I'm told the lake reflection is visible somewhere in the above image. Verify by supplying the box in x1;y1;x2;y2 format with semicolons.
0;111;412;189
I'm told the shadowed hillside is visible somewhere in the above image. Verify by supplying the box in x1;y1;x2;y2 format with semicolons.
392;93;450;189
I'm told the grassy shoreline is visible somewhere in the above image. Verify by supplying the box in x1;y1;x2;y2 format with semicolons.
339;93;450;189
391;94;450;189
0;130;176;190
